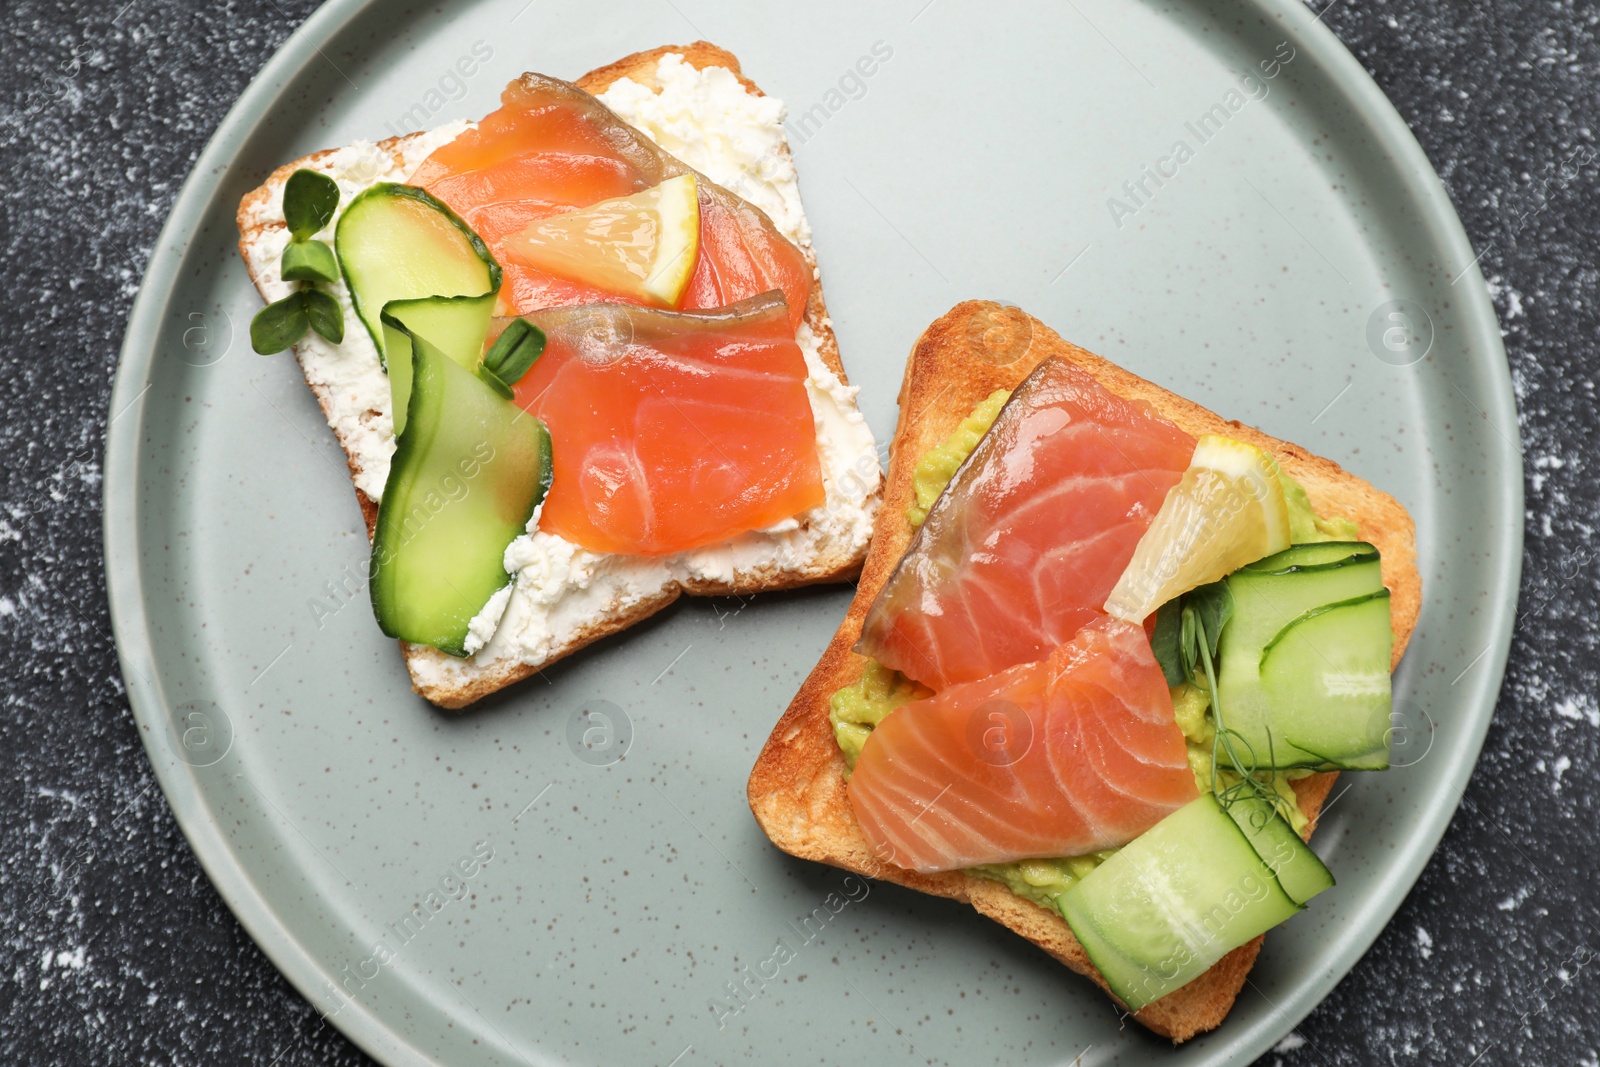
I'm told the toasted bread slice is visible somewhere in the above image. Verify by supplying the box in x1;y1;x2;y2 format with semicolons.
748;301;1421;1042
235;44;878;709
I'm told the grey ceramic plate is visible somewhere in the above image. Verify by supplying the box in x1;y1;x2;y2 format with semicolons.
106;0;1520;1063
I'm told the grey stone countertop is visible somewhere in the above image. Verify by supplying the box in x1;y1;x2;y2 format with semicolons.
1;0;1595;1063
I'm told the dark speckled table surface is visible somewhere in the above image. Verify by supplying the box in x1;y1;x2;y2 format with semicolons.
3;1;1597;1063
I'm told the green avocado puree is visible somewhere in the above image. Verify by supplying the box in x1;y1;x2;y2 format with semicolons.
831;391;1344;912
1282;470;1360;543
829;660;929;774
906;389;1012;526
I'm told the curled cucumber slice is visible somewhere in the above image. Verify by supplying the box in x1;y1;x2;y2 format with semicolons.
370;326;551;657
1258;590;1394;770
1222;794;1335;906
1059;795;1304;1011
1216;542;1391;770
334;183;501;366
380;294;496;435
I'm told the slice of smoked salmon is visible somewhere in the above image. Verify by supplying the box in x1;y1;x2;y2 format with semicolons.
505;291;824;556
411;73;812;329
848;617;1198;873
857;357;1196;691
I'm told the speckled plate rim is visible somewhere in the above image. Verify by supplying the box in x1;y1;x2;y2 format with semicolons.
104;1;1522;1064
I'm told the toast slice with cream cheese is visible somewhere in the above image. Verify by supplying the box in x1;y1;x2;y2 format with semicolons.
236;43;880;708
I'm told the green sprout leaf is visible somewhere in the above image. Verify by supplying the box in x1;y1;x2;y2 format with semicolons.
1185;581;1234;667
1179;607;1199;682
280;239;340;284
477;371;514;400
482;319;547;385
1150;600;1186;687
303;288;345;344
477;318;547;396
283;168;340;241
251;292;310;354
1160;578;1292;823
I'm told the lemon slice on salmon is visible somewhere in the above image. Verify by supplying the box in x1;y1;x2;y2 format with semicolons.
1104;435;1291;623
502;173;700;306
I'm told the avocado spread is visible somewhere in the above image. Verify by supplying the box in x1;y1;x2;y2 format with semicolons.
1282;470;1360;543
830;660;929;773
830;392;1343;912
906;389;1011;526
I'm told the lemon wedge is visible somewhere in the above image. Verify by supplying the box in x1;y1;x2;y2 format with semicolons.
1104;435;1291;623
503;173;700;307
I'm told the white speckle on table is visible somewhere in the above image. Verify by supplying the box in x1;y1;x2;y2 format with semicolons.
1551;754;1572;790
53;947;87;971
1554;695;1599;727
1497;885;1534;911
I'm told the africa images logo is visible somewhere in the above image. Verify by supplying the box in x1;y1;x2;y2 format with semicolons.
707;875;872;1029
317;840;496;1014
1105;41;1297;229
